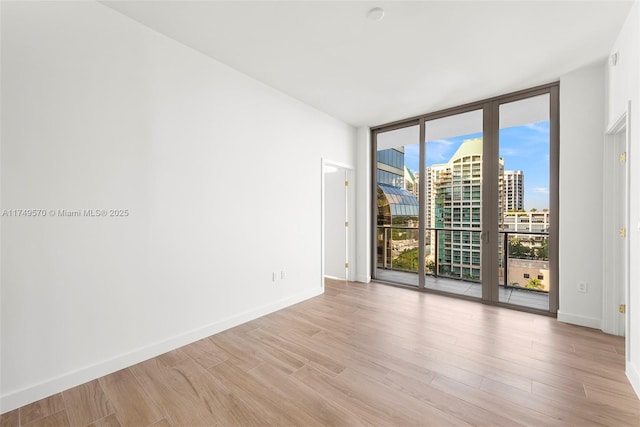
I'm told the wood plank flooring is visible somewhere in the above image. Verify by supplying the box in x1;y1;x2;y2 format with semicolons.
2;278;639;426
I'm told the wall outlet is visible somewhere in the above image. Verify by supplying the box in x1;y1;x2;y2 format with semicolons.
577;282;587;293
281;270;286;280
272;272;277;282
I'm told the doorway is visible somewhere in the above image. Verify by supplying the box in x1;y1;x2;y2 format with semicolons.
322;160;354;282
603;110;629;340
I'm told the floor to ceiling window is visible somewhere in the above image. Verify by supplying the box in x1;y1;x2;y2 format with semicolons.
424;109;483;298
375;125;421;286
372;84;559;314
497;93;552;311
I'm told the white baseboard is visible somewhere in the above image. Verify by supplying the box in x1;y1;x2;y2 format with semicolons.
627;361;640;399
355;274;371;283
0;288;323;414
557;310;602;330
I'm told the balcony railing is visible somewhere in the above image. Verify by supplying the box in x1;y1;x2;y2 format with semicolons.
499;230;549;293
376;226;549;293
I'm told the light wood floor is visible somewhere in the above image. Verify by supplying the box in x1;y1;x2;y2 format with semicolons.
2;279;639;426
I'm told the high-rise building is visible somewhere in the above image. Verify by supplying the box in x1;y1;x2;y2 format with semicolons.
376;148;405;189
404;166;418;197
426;138;504;281
504;170;524;211
503;210;549;233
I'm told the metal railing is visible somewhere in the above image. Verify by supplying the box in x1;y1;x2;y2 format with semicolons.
376;226;549;291
500;230;549;293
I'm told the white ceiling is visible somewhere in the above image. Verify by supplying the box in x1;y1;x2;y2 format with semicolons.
101;1;633;127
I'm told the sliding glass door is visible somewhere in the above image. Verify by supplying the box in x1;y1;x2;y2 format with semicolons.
497;93;552;310
372;84;558;314
423;109;483;298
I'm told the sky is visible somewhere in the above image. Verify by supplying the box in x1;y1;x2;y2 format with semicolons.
402;121;550;210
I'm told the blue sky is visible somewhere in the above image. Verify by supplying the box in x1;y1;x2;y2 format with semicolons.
403;121;550;210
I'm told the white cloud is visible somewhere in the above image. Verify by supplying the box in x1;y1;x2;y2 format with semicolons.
500;148;518;156
524;122;550;134
427;139;457;163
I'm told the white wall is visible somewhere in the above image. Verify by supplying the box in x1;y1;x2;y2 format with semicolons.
355;127;372;283
559;1;640;398
606;0;640;397
0;1;355;412
558;63;606;329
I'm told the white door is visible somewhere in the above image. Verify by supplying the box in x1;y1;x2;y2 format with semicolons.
324;164;349;280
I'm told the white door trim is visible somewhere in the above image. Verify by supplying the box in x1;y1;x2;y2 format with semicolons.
602;106;630;343
321;158;355;288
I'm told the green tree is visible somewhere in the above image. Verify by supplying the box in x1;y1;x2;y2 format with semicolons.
526;278;543;290
392;229;408;240
508;237;533;259
393;247;419;271
426;259;436;274
536;240;549;260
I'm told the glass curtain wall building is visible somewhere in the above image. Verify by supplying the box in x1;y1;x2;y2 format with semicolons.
376;148;420;272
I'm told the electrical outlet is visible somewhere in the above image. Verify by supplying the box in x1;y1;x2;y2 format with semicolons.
577;282;587;293
281;270;286;280
272;272;277;282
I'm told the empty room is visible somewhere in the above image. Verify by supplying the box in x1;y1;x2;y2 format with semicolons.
1;1;640;426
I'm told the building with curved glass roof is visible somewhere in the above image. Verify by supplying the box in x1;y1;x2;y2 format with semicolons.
377;183;419;227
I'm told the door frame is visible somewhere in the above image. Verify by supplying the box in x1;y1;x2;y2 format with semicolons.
321;158;355;287
602;106;630;342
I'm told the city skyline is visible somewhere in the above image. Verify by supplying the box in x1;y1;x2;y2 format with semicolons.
402;121;550;210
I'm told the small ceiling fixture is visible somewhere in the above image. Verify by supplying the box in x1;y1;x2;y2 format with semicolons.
367;7;385;22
